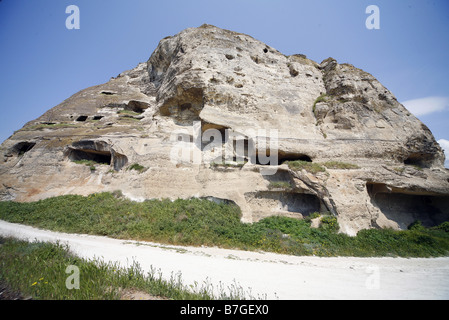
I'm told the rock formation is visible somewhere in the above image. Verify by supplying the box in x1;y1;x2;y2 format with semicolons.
1;24;448;235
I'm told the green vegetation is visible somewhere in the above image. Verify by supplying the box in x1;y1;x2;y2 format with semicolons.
319;216;339;232
312;93;328;114
210;161;245;169
27;123;78;131
0;237;250;300
322;161;360;170
393;167;406;174
72;159;109;172
127;163;147;173
268;181;293;190
1;192;449;258
117;109;141;116
285;160;326;174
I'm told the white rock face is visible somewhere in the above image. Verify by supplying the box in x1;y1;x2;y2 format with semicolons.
1;25;448;234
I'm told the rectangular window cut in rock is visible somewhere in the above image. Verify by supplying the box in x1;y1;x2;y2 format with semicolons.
76;115;88;122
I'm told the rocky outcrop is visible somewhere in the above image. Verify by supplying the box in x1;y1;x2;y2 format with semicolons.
1;24;448;235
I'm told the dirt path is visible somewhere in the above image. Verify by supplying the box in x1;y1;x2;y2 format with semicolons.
1;220;448;300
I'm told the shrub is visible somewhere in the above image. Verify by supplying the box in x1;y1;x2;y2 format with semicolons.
319;216;339;232
128;163;147;173
432;221;449;233
313;94;328;114
408;220;424;231
309;212;321;219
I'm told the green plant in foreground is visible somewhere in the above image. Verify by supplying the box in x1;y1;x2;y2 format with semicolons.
0;237;255;300
0;192;448;258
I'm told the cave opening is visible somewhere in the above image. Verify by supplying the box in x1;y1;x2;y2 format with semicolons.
367;182;449;229
125;100;149;114
67;140;128;171
278;152;312;164
201;122;229;145
253;151;312;166
100;91;116;95
404;153;433;169
76;115;88;122
68;148;112;165
246;191;323;221
160;88;204;126
12;142;36;156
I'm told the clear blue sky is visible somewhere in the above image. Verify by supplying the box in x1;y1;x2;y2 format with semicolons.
1;0;448;164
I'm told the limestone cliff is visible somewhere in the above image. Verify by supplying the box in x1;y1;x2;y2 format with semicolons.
1;25;448;235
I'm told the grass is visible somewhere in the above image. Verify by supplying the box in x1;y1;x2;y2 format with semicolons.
1;192;449;258
117;109;141;116
0;237;252;300
322;161;360;170
127;163;147;173
268;181;292;190
210;161;245;169
312;93;328;114
285;160;326;174
72;159;110;172
27;123;78;130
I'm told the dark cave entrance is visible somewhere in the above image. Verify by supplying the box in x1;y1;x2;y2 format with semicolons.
403;153;433;169
253;150;313;166
126;100;149;114
76;115;88;122
66;140;128;171
278;152;312;164
12;142;36;156
67;148;112;165
367;182;449;229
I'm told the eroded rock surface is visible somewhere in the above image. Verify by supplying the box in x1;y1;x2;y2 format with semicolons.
1;25;448;235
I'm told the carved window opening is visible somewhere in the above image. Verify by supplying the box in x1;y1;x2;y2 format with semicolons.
76;115;88;122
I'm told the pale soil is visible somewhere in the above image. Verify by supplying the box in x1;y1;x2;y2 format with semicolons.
1;220;448;300
118;288;167;300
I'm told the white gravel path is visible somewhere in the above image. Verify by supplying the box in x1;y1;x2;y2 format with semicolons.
1;219;448;300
